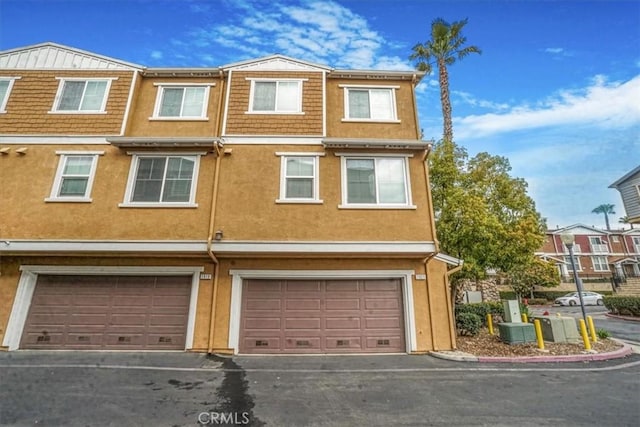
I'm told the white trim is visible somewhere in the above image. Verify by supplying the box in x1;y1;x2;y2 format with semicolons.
2;265;202;351
227;269;417;354
338;204;417;210
151;84;213;120
277;154;321;203
54;150;105;155
221;69;232;136
275;152;326;157
334;152;414;158
120;70;139;135
50;77;117;113
213;241;436;255
0;76;20;113
338;84;401;89
247;78;305;114
322;70;327;136
0;240;208;253
0;136;110;144
221;136;324;145
45;152;102;202
341;86;398;121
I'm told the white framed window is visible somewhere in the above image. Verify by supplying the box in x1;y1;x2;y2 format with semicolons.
591;256;609;272
247;79;305;114
45;152;103;202
337;153;414;209
276;153;323;203
51;78;115;113
341;85;399;122
0;77;20;113
564;256;582;271
151;84;212;119
121;153;201;207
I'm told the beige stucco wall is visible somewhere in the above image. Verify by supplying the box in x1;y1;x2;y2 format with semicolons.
0;70;133;135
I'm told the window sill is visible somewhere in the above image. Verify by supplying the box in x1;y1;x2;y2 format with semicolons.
148;117;209;121
338;204;417;210
44;197;92;203
245;111;305;115
48;111;108;115
118;202;198;208
276;199;323;204
341;119;401;123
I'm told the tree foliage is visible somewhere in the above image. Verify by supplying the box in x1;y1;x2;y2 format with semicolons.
506;257;561;298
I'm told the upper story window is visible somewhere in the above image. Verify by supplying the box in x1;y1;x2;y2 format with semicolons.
121;154;201;207
340;85;399;122
52;78;115;113
591;256;609;272
247;79;305;114
276;153;323;203
589;236;609;253
152;84;213;119
337;154;414;209
46;152;103;202
0;77;20;113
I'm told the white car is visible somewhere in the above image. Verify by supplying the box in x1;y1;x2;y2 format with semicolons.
554;292;604;306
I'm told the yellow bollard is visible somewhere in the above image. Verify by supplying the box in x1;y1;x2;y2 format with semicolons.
587;316;597;343
579;319;592;351
534;319;545;350
487;313;494;335
521;313;528;323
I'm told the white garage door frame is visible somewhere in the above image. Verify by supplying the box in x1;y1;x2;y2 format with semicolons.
2;265;203;351
228;269;417;354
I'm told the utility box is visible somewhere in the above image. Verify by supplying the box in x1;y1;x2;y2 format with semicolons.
463;291;482;304
498;322;536;344
534;316;581;344
502;300;521;323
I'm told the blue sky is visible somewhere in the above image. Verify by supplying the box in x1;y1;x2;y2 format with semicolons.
1;0;639;230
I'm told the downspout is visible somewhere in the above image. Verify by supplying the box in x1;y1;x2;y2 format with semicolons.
422;146;440;350
207;69;226;354
445;263;464;349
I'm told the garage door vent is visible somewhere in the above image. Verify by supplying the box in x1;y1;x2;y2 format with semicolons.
37;335;50;342
296;340;310;347
336;340;349;346
255;340;269;347
77;336;90;342
158;337;172;343
377;339;390;346
118;336;131;343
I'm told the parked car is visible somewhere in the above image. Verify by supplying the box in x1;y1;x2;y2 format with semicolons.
554;292;604;306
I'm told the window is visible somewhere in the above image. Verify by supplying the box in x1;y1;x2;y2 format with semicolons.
276;153;322;203
248;79;304;113
122;154;200;207
339;155;413;208
46;152;102;202
0;77;19;113
592;256;609;272
564;256;582;271
342;85;398;121
589;236;608;253
152;85;211;119
52;78;113;112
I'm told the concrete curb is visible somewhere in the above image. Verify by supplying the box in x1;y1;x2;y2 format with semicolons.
604;313;640;322
431;341;633;363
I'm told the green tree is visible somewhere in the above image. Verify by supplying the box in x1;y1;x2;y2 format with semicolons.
592;204;615;230
506;257;560;300
410;18;481;142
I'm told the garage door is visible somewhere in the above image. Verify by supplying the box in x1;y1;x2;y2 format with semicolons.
20;275;191;350
239;278;405;354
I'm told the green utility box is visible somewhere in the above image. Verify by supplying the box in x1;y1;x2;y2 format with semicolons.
534;316;581;344
498;322;536;344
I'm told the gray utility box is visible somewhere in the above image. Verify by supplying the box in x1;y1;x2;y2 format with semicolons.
498;322;536;344
534;316;581;344
503;300;521;323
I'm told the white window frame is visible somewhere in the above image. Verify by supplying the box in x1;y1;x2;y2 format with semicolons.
45;151;103;203
120;152;202;208
336;152;415;209
150;83;213;120
591;256;609;272
275;152;324;204
50;77;116;114
564;256;582;271
340;84;400;122
0;77;20;113
246;78;306;114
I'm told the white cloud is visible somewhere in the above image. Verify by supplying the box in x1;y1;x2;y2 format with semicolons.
150;50;163;60
545;47;564;54
455;74;640;139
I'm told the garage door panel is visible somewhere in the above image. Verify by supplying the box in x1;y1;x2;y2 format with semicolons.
325;281;359;292
324;336;362;351
285;281;321;292
364;298;400;310
325;317;361;329
246;298;281;310
325;298;360;310
242;336;281;352
365;316;402;329
364;280;399;291
244;317;281;329
21;275;191;350
284;337;321;351
364;336;403;351
284;317;321;329
246;280;282;292
285;299;320;310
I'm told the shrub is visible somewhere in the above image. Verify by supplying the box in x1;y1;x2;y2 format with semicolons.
526;298;548;306
596;329;611;339
455;302;504;326
603;296;640;316
456;312;481;336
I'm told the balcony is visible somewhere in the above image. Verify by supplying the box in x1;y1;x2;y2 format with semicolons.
563;244;581;254
635;244;640;254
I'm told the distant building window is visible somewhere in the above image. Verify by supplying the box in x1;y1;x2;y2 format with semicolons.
341;85;398;121
0;77;20;113
152;84;212;119
46;152;103;202
276;153;322;203
592;256;609;272
564;256;582;271
122;154;200;207
53;78;114;113
248;79;304;113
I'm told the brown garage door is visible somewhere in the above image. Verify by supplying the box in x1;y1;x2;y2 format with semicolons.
240;278;405;354
20;275;191;350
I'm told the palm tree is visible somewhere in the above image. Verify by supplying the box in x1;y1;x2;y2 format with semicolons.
619;216;636;229
410;18;481;142
592;204;615;230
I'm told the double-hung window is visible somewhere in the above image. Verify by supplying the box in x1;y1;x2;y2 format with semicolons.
0;77;19;113
248;79;304;114
46;152;103;202
52;78;113;113
591;256;609;272
338;154;413;208
341;85;398;121
152;84;212;119
122;154;201;207
564;256;582;271
276;153;323;203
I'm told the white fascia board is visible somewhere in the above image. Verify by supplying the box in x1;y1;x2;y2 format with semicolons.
433;253;464;266
0;136;111;144
221;136;324;145
0;240;207;253
213;241;437;255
